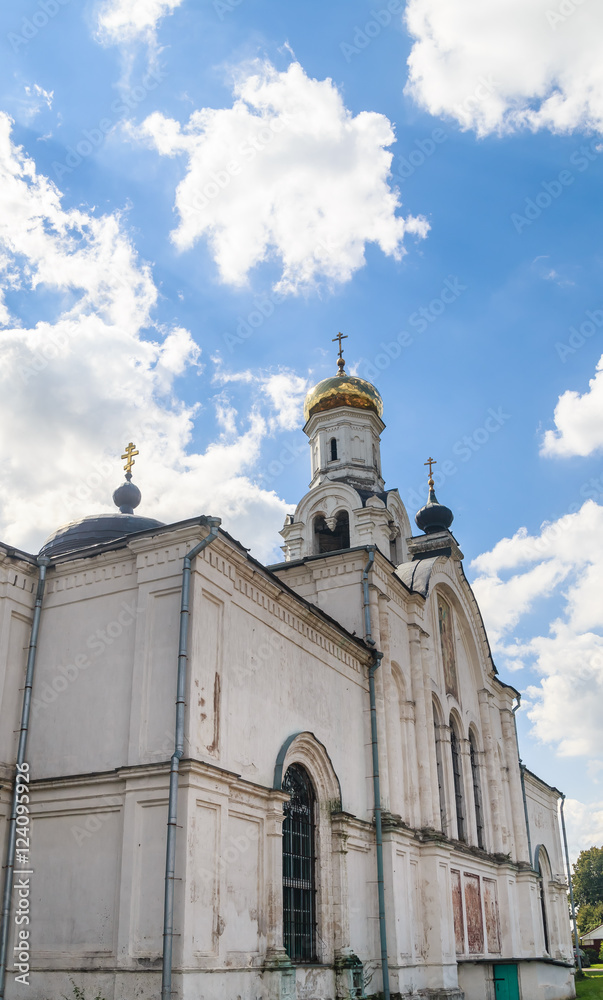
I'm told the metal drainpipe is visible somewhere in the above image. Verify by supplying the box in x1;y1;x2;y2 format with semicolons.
560;795;582;973
362;547;391;1000
0;556;50;999
511;696;533;867
162;517;221;1000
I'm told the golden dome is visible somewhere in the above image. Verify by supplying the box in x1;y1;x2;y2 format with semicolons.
304;373;383;423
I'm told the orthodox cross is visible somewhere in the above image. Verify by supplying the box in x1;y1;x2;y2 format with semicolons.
122;442;139;476
332;331;348;361
424;456;437;478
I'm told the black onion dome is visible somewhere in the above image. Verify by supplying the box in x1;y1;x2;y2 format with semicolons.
40;464;162;558
39;513;164;558
415;483;454;534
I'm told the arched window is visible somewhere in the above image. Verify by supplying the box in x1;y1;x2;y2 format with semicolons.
314;511;350;554
282;764;316;962
534;846;551;955
433;704;447;834
329;437;338;461
450;719;466;842
469;731;485;849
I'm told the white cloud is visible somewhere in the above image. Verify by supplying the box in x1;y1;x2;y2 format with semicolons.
135;60;428;294
471;500;603;762
21;84;54;122
0;114;295;563
263;372;309;431
95;0;182;46
541;355;603;457
562;798;603;862
404;0;603;135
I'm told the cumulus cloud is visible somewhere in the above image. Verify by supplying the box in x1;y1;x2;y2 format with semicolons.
135;60;428;293
0;114;295;563
562;798;603;862
541;355;603;457
471;500;603;761
404;0;603;135
95;0;182;46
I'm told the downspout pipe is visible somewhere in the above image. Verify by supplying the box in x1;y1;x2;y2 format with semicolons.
560;795;582;973
162;517;221;1000
512;696;533;867
362;548;391;1000
0;556;51;1000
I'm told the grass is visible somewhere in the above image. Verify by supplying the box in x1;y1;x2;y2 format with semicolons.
577;964;603;999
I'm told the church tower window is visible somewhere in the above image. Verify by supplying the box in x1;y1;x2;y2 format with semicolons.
282;763;316;963
314;511;350;554
469;731;485;849
450;721;466;842
329;437;338;461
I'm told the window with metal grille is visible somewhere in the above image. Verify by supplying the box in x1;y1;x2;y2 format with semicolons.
282;764;316;962
469;732;485;849
450;722;466;842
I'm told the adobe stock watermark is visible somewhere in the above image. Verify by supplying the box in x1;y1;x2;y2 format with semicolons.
511;137;602;234
452;75;498;125
255;440;307;491
547;0;589;29
223;289;285;353
516;471;603;559
17;326;79;384
213;0;244;18
357;276;467;379
555;306;603;362
31;601;144;716
7;0;72;52
339;0;403;63
70;730;175;845
404;407;511;512
184;115;289;216
391;128;448;184
52;67;168;180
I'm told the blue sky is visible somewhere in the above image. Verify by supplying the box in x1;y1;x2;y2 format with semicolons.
1;0;602;858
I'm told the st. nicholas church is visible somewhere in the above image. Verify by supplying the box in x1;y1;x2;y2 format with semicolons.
0;341;575;1000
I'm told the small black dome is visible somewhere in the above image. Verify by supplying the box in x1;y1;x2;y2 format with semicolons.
113;479;141;514
39;513;164;559
415;484;454;534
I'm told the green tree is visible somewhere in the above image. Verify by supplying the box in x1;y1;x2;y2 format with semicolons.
573;847;603;907
576;901;603;936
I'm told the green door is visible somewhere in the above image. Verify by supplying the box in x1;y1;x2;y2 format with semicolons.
494;964;520;1000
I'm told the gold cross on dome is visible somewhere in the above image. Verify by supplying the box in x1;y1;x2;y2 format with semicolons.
332;331;348;361
121;442;139;475
424;456;437;477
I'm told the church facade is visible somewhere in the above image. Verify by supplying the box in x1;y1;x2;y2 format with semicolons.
0;354;575;1000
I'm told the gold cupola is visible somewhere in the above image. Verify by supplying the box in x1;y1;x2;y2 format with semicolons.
303;333;383;424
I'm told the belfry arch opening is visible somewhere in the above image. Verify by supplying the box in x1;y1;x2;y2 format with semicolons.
314;511;350;554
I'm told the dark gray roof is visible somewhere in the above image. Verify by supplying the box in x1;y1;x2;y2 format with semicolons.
39;513;164;558
394;556;440;597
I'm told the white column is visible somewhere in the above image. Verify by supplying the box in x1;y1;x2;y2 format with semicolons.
478;689;504;854
370;588;390;813
379;598;405;819
500;708;530;863
408;624;435;828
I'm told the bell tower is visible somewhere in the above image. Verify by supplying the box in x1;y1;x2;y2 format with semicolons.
279;336;411;563
304;333;385;492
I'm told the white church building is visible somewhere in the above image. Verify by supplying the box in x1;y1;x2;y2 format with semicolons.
0;347;575;1000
